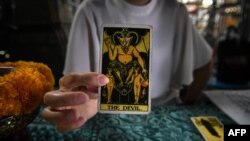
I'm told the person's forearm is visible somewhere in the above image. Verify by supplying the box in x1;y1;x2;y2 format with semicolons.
182;60;213;105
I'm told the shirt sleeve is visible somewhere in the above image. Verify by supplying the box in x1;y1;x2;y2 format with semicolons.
192;21;213;69
63;2;100;74
170;3;213;89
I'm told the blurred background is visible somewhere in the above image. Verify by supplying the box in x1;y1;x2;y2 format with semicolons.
0;0;249;88
177;0;250;89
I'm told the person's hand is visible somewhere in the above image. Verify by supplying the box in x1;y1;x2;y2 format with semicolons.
42;72;109;132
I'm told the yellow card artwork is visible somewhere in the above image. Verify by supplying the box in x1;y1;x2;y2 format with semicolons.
98;24;152;114
191;116;224;141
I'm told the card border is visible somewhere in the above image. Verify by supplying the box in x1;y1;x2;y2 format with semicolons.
98;24;153;114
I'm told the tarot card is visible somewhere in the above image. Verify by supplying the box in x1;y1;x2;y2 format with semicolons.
98;24;152;114
191;116;224;141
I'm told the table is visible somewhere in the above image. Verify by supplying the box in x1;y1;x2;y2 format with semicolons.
25;102;234;141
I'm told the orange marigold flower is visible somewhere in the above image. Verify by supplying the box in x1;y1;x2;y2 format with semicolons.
0;61;55;117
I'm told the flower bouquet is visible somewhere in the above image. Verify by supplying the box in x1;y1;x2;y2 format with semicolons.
0;61;55;138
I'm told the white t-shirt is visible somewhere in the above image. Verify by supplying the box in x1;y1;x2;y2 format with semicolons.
64;0;213;105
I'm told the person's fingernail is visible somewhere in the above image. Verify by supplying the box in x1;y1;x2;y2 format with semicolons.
77;117;87;126
97;75;109;85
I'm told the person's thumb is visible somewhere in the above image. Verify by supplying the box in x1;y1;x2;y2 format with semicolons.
97;74;109;86
59;72;109;90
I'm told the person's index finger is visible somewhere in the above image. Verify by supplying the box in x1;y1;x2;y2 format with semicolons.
59;72;109;90
59;73;96;89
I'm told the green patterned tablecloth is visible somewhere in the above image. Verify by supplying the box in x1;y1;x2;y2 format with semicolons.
27;103;234;141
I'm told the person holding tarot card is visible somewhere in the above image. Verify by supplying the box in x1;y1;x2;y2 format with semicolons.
42;0;213;132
